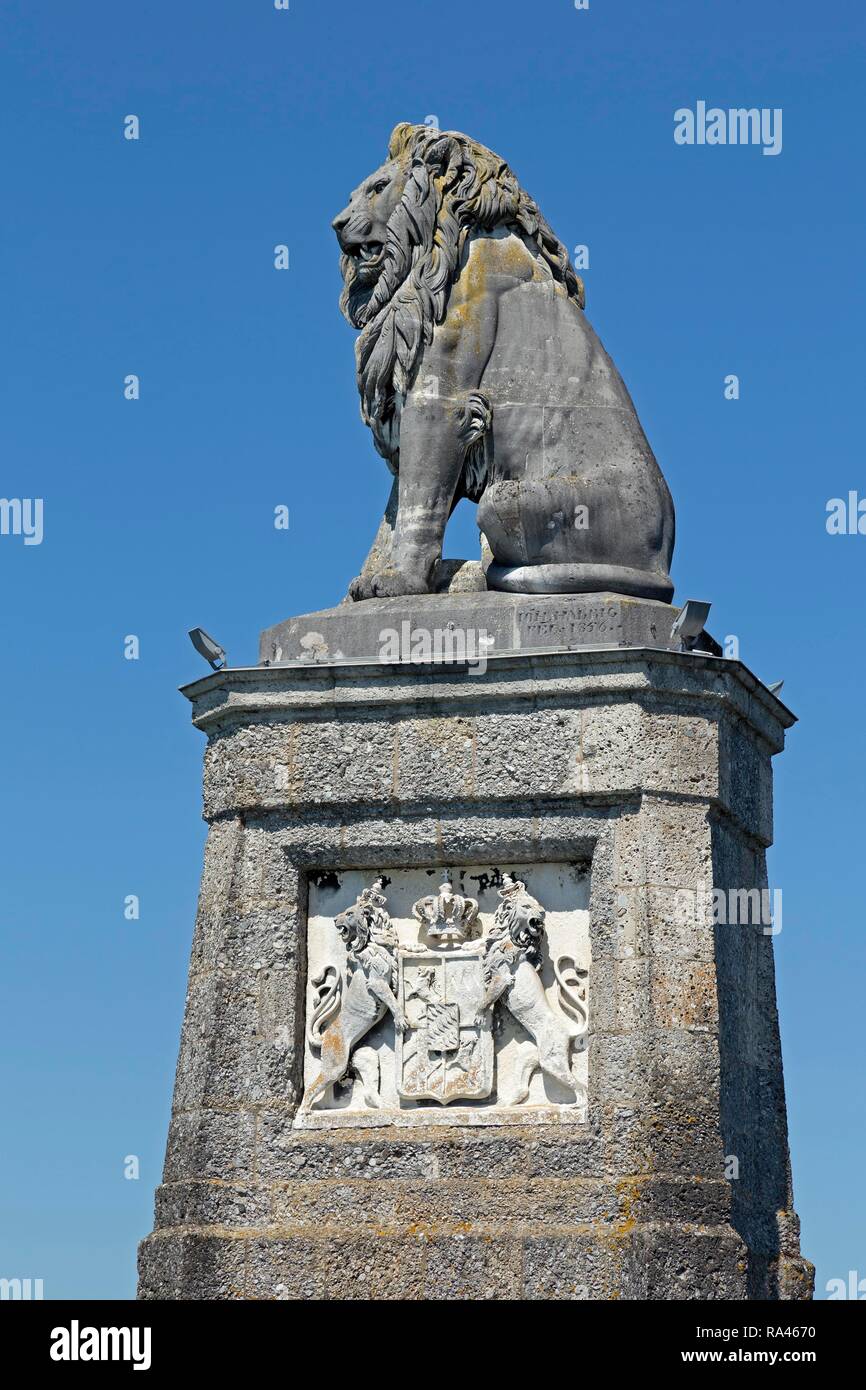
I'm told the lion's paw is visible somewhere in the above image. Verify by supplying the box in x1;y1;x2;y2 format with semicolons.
373;567;431;598
348;574;372;602
351;567;431;600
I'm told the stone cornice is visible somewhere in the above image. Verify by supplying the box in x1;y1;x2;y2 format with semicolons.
181;646;795;752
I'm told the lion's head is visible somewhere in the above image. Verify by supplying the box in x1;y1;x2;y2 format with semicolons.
332;123;584;460
334;903;372;955
492;875;547;967
334;878;397;956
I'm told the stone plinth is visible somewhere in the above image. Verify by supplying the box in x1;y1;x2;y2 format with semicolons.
259;590;721;666
138;639;812;1301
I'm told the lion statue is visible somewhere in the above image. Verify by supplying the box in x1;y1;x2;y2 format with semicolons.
333;122;675;603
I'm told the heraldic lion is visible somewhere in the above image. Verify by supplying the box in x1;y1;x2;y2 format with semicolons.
333;123;675;602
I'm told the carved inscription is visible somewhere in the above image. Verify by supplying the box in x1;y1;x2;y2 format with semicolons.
517;601;623;648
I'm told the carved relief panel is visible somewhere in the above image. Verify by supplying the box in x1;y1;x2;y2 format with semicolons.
296;864;590;1129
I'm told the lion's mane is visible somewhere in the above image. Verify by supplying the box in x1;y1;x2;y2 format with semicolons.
339;122;585;466
485;880;547;973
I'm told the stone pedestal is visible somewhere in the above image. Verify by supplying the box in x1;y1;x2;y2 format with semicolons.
138;616;812;1300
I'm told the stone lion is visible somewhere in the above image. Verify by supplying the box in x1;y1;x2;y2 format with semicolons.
333;122;675;602
476;876;586;1104
301;882;406;1114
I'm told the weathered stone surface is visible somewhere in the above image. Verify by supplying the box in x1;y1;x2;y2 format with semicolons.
187;647;792;833
260;591;718;666
139;641;811;1300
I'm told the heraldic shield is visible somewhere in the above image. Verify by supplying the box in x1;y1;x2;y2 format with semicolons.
396;945;494;1103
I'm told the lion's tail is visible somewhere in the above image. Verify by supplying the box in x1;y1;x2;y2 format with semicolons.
458;391;494;499
307;965;342;1050
553;955;589;1038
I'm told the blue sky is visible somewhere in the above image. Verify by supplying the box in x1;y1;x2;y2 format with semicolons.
1;0;863;1299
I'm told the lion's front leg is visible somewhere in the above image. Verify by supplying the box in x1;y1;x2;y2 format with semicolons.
348;476;399;601
359;395;467;597
353;276;499;600
367;974;410;1033
474;968;511;1025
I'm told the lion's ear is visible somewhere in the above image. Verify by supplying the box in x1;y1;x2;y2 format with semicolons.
388;122;418;159
387;122;463;176
423;133;462;173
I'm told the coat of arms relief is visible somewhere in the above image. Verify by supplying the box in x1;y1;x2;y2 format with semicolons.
297;866;590;1128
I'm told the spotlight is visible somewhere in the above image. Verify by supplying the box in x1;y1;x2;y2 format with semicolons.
188;627;227;671
767;680;784;696
670;600;711;652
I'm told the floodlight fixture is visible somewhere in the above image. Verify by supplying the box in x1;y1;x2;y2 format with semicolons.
767;680;784;696
188;627;227;671
670;600;711;652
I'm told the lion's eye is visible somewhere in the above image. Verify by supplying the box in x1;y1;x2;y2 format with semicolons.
370;181;389;196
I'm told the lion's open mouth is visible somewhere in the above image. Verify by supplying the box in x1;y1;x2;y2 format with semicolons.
348;240;385;276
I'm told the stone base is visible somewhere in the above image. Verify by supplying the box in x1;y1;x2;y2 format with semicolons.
139;630;811;1301
259;590;720;666
138;1118;811;1300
